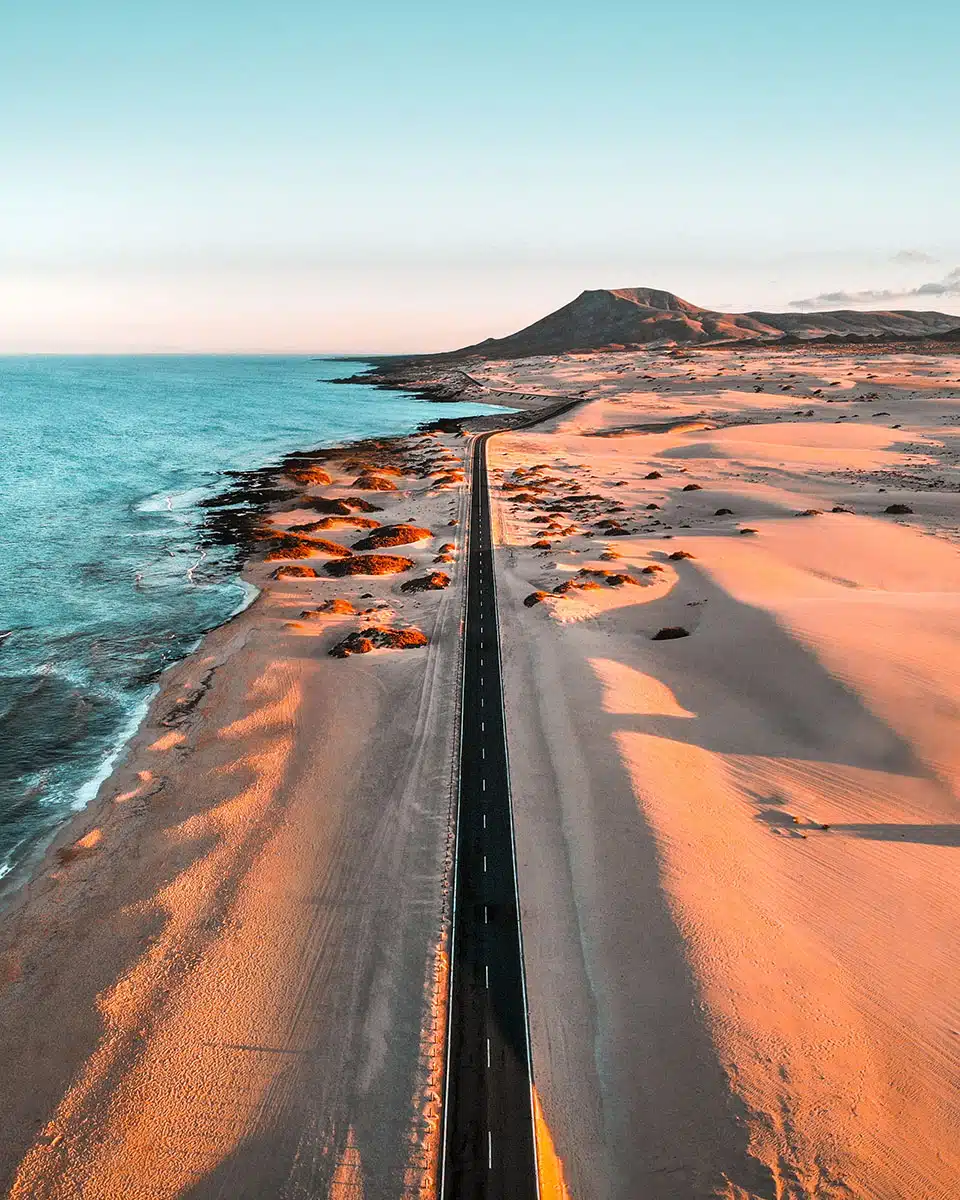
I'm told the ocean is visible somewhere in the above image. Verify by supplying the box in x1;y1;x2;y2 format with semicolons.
0;355;499;882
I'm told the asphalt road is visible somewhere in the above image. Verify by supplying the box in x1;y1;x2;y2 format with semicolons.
440;431;539;1199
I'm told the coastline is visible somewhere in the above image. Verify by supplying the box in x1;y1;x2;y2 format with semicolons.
0;405;524;1197
5;339;958;1196
0;366;513;902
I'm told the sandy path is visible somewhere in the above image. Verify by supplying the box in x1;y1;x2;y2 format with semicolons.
488;346;960;1199
0;435;468;1198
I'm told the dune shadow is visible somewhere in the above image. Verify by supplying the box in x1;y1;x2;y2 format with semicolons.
597;562;929;780
515;633;780;1197
754;808;960;846
823;823;960;845
524;557;943;1195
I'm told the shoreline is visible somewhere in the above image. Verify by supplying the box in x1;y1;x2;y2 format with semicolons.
0;377;518;906
5;339;958;1195
0;396;538;1197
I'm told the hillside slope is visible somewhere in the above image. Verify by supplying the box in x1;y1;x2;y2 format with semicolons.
449;287;960;357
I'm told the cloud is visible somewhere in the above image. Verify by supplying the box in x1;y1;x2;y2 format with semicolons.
790;267;960;309
890;249;938;265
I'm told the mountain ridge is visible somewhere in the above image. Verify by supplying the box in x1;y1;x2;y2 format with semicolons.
445;287;960;358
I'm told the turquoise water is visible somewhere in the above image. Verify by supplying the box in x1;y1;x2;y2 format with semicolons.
0;356;496;880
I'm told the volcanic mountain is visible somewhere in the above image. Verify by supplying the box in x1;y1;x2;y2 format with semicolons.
447;287;960;357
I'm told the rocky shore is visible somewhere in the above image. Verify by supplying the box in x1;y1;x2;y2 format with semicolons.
0;407;536;1199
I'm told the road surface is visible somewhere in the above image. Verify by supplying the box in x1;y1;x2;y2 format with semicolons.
440;431;539;1199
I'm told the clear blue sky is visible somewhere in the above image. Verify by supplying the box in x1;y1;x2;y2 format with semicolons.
2;0;958;351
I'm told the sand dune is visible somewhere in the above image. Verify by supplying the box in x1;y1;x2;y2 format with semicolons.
489;345;960;1198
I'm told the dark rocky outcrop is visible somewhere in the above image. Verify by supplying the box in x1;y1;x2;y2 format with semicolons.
652;626;691;640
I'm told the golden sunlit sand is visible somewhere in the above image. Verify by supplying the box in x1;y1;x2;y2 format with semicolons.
487;345;960;1198
1;344;958;1198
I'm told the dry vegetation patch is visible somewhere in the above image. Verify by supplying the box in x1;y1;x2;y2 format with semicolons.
400;571;451;593
324;554;415;577
272;565;319;579
329;626;428;658
287;465;332;487
352;524;433;550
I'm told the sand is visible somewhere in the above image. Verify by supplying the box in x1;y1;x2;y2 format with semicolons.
0;433;471;1198
487;346;960;1199
4;344;959;1199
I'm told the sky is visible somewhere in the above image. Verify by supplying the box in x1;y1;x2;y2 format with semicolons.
2;0;959;352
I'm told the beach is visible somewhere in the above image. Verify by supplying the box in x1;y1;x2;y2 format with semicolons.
1;343;958;1199
0;428;485;1197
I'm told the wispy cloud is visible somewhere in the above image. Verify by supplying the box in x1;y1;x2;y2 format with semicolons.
890;249;938;265
790;267;960;309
